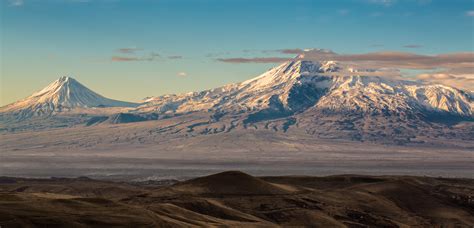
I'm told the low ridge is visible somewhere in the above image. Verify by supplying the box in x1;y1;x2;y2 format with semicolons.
171;171;293;195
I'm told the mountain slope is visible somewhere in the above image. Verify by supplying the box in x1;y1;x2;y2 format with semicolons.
1;58;472;144
131;56;473;143
0;76;138;119
138;57;473;120
137;60;338;115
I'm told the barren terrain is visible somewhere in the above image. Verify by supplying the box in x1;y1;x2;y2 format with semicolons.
1;171;473;227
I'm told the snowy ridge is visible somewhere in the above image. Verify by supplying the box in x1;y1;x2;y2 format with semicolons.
315;75;473;116
138;58;473;118
0;76;137;119
137;60;341;114
1;58;472;130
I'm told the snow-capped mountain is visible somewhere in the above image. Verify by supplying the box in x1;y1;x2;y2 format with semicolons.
129;57;473;143
0;76;137;119
137;60;344;114
1;57;472;143
137;57;473;120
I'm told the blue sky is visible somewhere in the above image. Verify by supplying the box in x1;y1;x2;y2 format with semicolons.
1;0;473;105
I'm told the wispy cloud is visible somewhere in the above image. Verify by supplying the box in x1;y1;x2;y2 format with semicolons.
262;49;305;55
306;51;474;70
217;48;473;90
168;55;183;59
217;49;334;63
177;72;187;77
111;47;165;62
111;52;160;62
261;48;329;55
403;44;423;48
417;72;474;91
370;44;384;47
466;10;474;17
217;49;474;70
216;57;291;64
277;49;305;54
111;56;147;62
117;47;143;54
8;0;24;6
7;0;106;6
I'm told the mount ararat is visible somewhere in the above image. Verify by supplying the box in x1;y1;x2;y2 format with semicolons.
1;55;473;145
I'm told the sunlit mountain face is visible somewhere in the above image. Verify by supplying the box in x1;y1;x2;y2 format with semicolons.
0;76;138;119
1;56;472;144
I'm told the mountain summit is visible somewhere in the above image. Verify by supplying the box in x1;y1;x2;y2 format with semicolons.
139;58;473;118
134;58;472;142
1;61;473;143
0;76;137;119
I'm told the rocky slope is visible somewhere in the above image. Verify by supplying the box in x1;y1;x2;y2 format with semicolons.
131;56;473;143
1;57;472;143
138;58;472;119
1;171;473;227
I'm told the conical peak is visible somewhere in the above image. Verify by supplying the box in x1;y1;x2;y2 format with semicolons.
59;76;70;81
57;76;76;84
28;76;87;100
1;75;138;117
240;59;340;90
43;76;83;94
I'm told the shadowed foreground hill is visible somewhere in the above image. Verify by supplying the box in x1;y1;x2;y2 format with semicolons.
0;171;473;227
170;171;294;195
